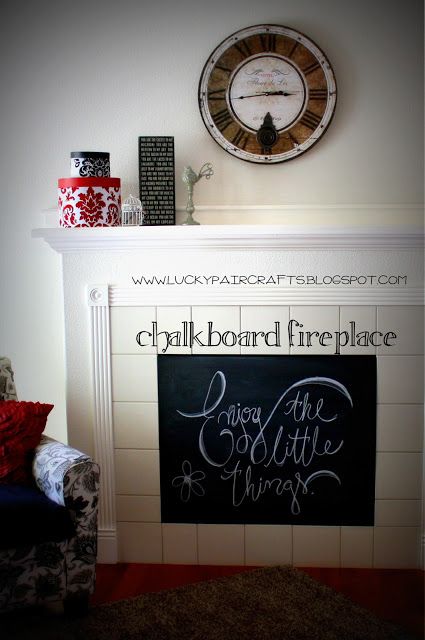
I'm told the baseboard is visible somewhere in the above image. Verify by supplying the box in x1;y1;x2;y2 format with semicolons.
98;528;118;564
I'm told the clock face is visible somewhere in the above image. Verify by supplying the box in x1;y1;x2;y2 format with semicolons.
198;24;337;163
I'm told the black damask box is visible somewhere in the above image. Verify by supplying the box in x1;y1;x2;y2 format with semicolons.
70;151;110;178
58;150;120;227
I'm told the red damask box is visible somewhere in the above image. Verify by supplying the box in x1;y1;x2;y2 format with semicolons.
58;177;121;227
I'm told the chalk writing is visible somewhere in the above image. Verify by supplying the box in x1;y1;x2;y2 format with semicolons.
159;356;377;525
175;372;348;514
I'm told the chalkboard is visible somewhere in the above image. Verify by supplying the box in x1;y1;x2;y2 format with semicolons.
158;355;376;526
138;136;175;225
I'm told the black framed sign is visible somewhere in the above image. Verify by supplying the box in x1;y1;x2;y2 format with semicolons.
138;136;175;225
158;355;377;526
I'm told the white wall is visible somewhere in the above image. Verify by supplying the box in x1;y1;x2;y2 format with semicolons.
0;0;423;441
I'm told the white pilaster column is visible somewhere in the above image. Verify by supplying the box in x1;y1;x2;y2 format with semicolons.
88;285;117;563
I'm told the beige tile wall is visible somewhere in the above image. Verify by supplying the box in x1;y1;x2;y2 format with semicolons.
110;305;424;568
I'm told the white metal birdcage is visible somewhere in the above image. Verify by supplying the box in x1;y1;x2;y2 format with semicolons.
121;194;144;226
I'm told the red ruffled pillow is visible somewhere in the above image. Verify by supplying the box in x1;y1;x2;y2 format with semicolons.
0;401;53;484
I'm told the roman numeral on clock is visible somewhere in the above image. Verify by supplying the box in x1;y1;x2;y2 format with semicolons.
309;88;328;100
300;110;322;130
303;60;321;75
212;108;233;132
287;130;300;147
208;88;226;101
260;32;276;51
234;39;252;59
231;128;250;149
215;64;232;74
288;40;299;58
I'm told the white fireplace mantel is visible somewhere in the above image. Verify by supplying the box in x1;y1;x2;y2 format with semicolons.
32;224;424;253
32;222;424;565
33;224;425;307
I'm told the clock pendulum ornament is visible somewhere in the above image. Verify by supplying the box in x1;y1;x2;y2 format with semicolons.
198;24;337;163
256;112;279;154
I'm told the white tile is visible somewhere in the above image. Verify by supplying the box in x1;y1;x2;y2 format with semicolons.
377;404;423;452
339;307;376;354
373;527;420;568
191;307;240;354
375;452;422;499
156;306;192;354
112;354;158;402
111;307;156;354
377;306;424;355
289;307;339;354
162;524;198;564
197;525;245;565
116;495;161;522
115;449;160;495
245;525;292;565
113;402;159;449
377;356;424;404
340;527;373;568
293;526;340;567
117;522;162;563
240;306;290;354
375;500;422;527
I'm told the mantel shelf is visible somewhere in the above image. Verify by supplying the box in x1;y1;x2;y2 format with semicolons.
32;225;424;253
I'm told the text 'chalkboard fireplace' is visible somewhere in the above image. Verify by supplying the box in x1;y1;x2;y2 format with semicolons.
158;355;376;525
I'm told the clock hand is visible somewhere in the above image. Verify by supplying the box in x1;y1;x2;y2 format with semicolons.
234;90;297;99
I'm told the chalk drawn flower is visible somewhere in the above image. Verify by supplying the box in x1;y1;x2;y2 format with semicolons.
172;460;206;502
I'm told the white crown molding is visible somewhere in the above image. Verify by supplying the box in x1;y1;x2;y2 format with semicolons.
109;285;424;306
32;224;424;253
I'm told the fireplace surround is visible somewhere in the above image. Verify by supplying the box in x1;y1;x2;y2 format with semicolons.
33;224;424;568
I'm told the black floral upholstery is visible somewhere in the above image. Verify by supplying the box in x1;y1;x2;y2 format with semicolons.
0;358;100;611
0;357;18;401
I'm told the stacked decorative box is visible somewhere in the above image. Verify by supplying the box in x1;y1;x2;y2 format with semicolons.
58;152;121;227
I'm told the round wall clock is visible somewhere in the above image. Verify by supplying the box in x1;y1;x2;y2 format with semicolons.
198;24;337;163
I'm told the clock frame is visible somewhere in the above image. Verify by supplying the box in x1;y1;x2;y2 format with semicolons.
198;24;337;163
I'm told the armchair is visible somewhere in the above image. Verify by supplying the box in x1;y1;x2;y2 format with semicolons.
0;357;100;613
